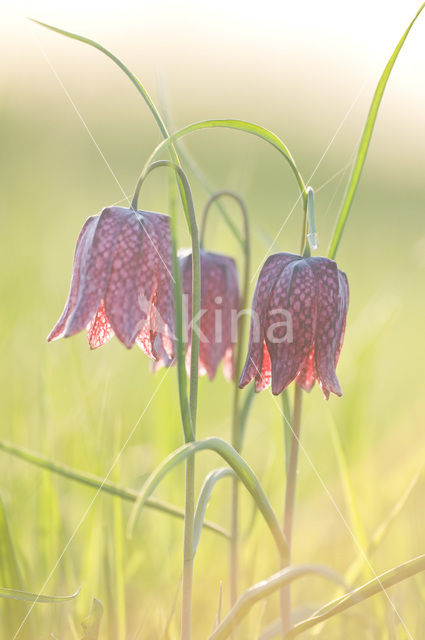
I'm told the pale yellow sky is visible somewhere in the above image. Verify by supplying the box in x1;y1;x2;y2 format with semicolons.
3;0;425;84
2;0;424;167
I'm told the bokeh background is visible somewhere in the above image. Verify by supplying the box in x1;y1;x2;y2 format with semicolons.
1;0;425;637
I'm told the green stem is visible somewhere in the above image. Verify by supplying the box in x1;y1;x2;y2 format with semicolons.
182;453;195;640
0;440;228;538
200;191;251;605
280;385;303;634
131;160;200;640
128;437;289;561
283;385;302;550
136;119;308;214
131;160;199;442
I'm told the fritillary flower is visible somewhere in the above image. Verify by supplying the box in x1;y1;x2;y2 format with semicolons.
239;253;348;398
48;206;175;362
180;249;240;380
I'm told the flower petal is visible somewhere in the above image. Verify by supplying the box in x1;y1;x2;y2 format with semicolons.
64;207;128;337
335;270;349;366
145;212;175;360
222;346;234;382
87;301;114;349
182;251;239;380
47;216;98;342
265;259;316;395
295;348;316;392
254;341;272;391
308;257;343;398
135;312;157;360
103;210;160;348
239;253;299;388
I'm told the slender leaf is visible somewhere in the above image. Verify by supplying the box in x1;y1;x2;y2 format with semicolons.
193;468;235;555
327;414;368;550
127;437;289;560
0;495;31;637
286;554;425;638
30;20;168;138
207;564;347;640
328;2;425;259
213;582;223;630
81;599;103;640
0;497;24;589
0;440;229;540
0;587;80;603
345;461;425;585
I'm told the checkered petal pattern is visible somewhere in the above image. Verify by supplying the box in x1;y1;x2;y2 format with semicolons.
239;252;349;398
180;250;240;380
48;206;175;361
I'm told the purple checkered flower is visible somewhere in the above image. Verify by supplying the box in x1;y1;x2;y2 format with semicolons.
48;206;175;363
180;250;240;380
239;253;348;398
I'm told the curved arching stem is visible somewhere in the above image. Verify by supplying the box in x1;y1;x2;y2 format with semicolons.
200;190;251;605
133;119;309;233
132;160;200;640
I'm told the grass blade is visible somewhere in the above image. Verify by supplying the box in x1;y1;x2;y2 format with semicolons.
328;2;425;259
0;495;32;638
286;554;425;638
0;587;80;603
193;468;234;555
0;496;24;589
127;437;289;560
29;20;168;138
345;461;425;585
0;440;229;540
111;433;126;640
207;564;347;640
327;414;368;550
81;598;103;640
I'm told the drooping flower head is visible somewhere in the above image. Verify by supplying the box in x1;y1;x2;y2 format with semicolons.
239;252;348;398
48;206;175;363
180;249;240;380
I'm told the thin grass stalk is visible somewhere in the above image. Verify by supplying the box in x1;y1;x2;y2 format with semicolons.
200;191;251;605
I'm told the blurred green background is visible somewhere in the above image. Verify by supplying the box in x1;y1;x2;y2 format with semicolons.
1;1;425;637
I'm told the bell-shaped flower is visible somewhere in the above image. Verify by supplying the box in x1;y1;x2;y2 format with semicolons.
48;206;175;362
180;249;240;380
239;253;348;398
